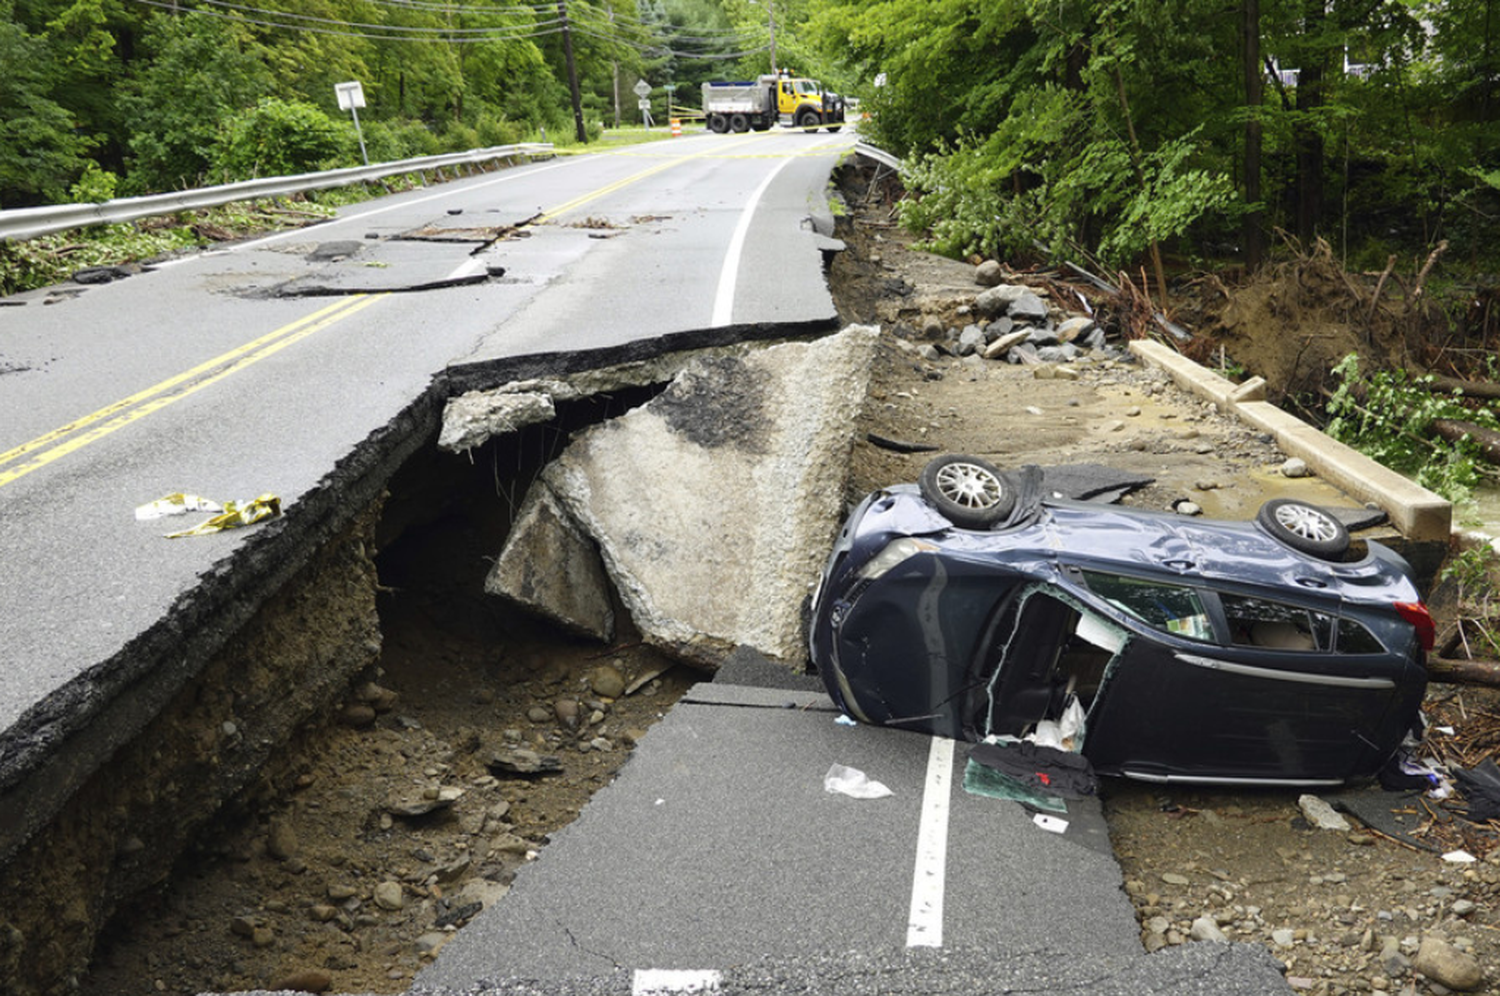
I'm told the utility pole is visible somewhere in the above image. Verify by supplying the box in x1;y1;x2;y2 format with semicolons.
610;9;620;128
769;0;776;75
556;0;587;142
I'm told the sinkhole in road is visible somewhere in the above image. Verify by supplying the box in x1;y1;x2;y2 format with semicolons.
77;382;703;996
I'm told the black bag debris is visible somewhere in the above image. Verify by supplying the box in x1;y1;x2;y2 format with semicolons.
969;739;1098;800
1453;759;1500;823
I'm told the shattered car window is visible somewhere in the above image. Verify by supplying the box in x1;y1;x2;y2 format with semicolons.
1337;617;1387;654
1221;594;1332;651
1079;571;1212;641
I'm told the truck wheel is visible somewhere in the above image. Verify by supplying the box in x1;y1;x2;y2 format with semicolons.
825;125;842;133
797;109;820;131
729;113;749;133
708;114;728;134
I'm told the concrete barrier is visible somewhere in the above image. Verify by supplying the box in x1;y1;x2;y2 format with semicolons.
1129;339;1452;544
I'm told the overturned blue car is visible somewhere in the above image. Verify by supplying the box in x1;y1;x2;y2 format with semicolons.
809;455;1435;786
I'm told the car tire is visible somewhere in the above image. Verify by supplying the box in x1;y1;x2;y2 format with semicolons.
918;454;1016;529
1256;499;1350;560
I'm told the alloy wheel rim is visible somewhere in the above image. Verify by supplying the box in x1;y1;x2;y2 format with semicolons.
935;462;1004;509
1275;503;1338;542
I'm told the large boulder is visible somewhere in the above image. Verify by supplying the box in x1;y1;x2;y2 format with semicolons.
491;326;879;668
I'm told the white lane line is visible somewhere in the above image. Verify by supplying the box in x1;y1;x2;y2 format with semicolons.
906;736;955;948
632;968;722;994
446;257;489;281
709;155;796;327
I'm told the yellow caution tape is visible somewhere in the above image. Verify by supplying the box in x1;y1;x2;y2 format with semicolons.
134;493;224;520
150;493;282;538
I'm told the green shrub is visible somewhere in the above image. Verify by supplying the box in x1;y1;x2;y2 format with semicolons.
210;98;349;181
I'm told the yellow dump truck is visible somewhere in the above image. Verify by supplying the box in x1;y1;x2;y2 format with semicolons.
702;73;845;133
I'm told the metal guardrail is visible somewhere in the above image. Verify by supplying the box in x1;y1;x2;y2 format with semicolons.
0;142;555;243
854;142;902;172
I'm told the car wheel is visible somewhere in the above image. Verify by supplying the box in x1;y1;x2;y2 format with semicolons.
918;454;1016;528
1256;499;1350;559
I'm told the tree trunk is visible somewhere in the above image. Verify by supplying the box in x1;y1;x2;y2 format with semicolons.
1242;0;1265;270
1431;419;1500;465
1428;656;1500;687
1293;0;1326;244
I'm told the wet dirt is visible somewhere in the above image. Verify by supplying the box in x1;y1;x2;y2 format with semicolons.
78;162;1498;996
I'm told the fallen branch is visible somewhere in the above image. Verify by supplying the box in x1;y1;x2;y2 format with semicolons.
1414;375;1500;401
1366;253;1398;334
1430;419;1500;465
1409;240;1449;308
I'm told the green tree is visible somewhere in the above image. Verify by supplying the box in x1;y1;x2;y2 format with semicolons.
0;5;96;206
117;12;272;191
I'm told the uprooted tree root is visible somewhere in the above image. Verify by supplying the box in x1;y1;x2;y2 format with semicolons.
1174;237;1457;405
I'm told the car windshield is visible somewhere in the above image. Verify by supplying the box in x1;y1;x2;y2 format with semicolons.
1080;571;1212;641
795;80;819;94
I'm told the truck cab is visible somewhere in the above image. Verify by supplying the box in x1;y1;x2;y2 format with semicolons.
774;74;844;132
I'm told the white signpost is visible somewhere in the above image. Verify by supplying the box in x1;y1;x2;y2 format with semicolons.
335;81;369;165
633;79;652;127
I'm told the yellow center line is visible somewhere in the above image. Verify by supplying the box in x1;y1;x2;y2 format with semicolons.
0;295;383;489
537;133;764;223
0;134;809;491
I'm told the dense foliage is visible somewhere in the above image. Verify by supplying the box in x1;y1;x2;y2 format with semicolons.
4;0;1496;278
0;0;791;206
809;0;1500;274
1327;353;1500;502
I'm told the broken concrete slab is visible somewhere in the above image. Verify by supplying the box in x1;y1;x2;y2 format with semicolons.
485;483;615;641
493;326;880;668
439;389;556;453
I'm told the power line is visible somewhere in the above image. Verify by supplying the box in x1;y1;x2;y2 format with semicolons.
127;0;570;42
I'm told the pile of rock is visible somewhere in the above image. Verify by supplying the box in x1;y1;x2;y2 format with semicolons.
898;263;1119;367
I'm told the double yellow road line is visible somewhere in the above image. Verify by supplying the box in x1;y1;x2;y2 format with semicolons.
0;295;383;489
0;131;795;492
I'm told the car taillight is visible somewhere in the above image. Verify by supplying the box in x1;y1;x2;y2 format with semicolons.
1394;601;1435;652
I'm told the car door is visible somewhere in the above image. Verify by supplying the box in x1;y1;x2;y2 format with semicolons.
1077;573;1403;783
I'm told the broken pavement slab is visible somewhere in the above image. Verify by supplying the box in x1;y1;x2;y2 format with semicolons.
485;483;615;642
488;325;880;668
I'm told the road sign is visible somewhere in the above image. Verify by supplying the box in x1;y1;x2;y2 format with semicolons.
633;79;651;98
334;82;369;165
334;81;365;110
638;98;651;110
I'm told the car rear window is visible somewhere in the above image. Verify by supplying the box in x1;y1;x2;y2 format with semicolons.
1220;593;1332;650
1080;571;1212;641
